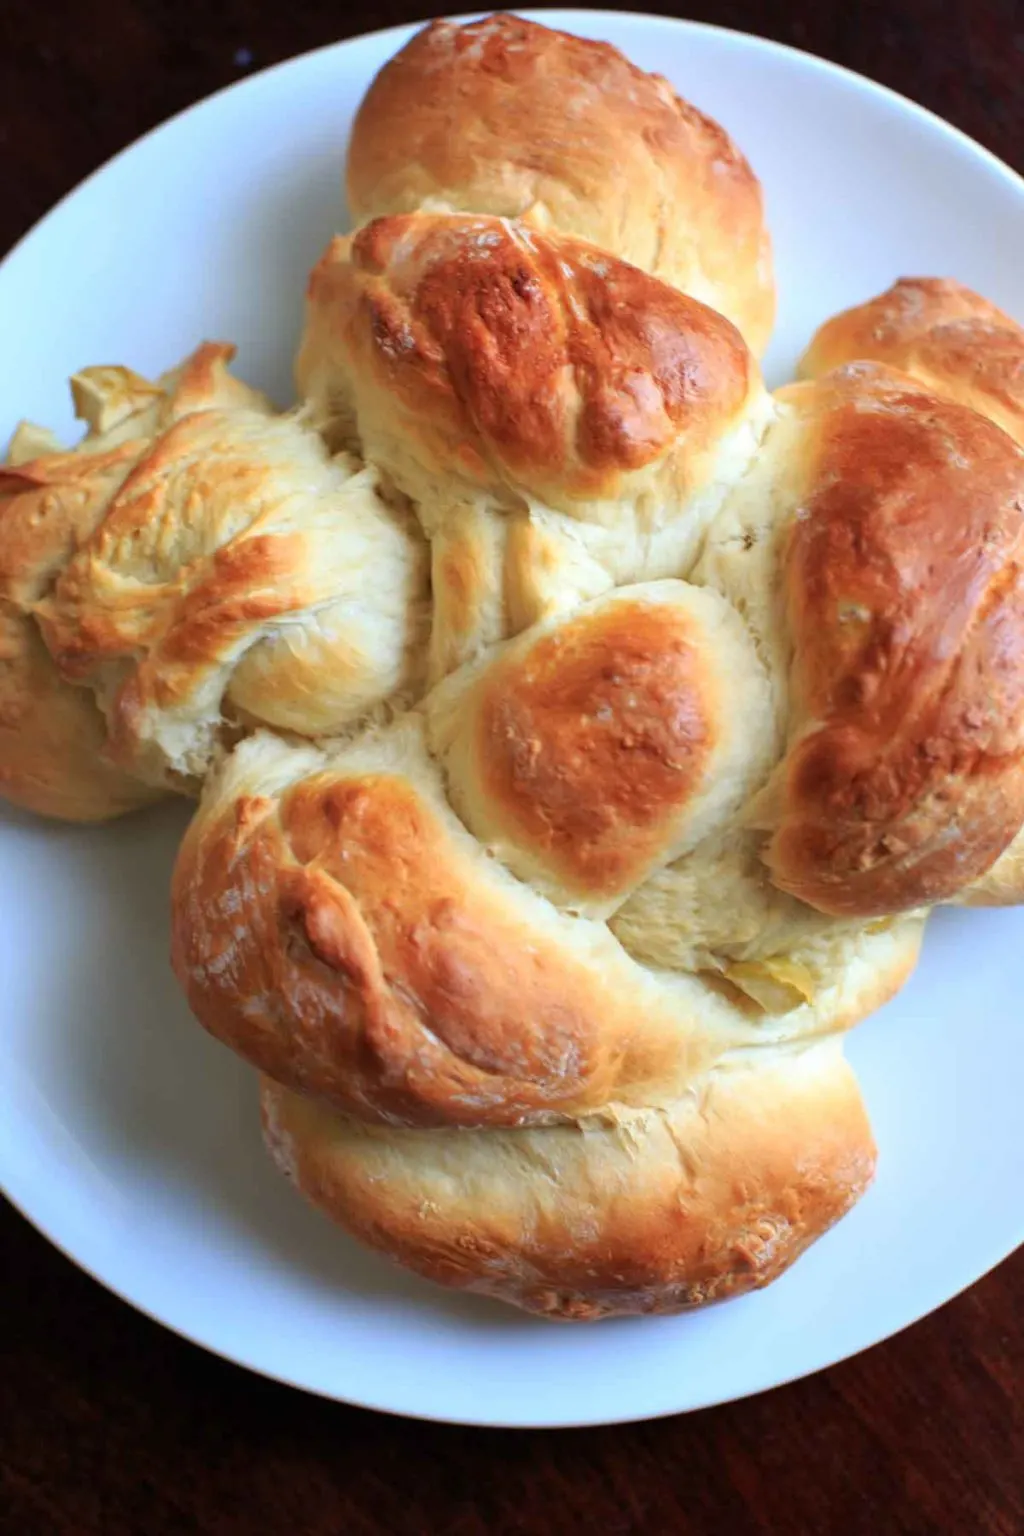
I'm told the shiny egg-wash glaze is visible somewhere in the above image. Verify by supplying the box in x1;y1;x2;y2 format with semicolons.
5;14;1024;1319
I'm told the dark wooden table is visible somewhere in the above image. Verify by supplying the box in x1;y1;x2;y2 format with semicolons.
1;3;1022;1532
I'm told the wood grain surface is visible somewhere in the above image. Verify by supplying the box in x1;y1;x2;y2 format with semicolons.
1;3;1021;1532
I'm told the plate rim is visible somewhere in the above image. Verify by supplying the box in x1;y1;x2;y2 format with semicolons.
1;8;1022;1428
3;1136;1019;1429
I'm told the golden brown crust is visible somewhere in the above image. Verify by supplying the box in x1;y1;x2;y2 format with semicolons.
0;443;141;607
259;1040;874;1320
299;212;757;507
800;278;1024;446
169;726;717;1129
346;13;775;354
0;604;160;822
38;410;427;785
171;711;924;1131
1;344;428;805
472;600;711;899
768;365;1024;916
429;581;776;914
0;396;166;821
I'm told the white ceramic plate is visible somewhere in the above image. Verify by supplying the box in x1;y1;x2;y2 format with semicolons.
1;10;1022;1429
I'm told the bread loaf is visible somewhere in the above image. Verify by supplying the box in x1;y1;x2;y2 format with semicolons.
5;13;1023;1320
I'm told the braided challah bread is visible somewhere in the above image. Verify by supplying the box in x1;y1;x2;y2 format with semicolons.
4;13;1024;1319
